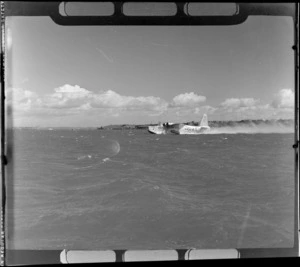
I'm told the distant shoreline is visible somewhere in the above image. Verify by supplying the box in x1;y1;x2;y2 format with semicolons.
12;119;294;130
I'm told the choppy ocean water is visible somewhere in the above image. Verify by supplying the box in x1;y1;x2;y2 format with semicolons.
7;126;295;250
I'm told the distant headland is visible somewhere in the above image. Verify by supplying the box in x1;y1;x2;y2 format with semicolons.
97;119;294;130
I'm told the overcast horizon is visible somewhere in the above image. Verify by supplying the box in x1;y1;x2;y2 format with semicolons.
6;15;295;127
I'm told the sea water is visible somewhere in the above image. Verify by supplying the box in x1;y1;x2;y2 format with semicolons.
7;127;295;250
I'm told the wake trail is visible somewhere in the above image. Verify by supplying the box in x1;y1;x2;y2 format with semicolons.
206;120;293;134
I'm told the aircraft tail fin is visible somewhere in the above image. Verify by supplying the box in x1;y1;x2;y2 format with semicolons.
200;114;208;127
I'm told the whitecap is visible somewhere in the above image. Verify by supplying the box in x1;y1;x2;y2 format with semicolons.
77;154;92;160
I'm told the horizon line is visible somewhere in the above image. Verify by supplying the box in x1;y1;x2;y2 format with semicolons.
10;118;295;129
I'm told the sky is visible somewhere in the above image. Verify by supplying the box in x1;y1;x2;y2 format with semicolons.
6;14;295;127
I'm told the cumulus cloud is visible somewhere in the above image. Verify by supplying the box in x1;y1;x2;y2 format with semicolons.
194;105;217;115
43;84;92;109
8;85;169;116
54;84;90;95
92;90;126;108
91;90;168;111
213;89;294;120
271;88;294;109
9;85;295;124
6;87;36;103
89;91;169;114
220;98;259;109
42;84;91;109
171;92;206;107
6;87;41;112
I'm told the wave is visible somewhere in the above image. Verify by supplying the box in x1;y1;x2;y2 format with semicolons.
77;154;92;160
73;139;121;170
207;119;294;134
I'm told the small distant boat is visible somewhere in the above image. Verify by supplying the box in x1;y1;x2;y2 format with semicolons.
148;114;210;135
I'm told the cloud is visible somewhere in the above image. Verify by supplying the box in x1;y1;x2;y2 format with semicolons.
212;89;294;120
171;92;206;107
220;98;259;109
6;87;41;112
92;90;128;108
194;105;217;115
6;87;37;103
8;85;169;116
271;88;294;109
54;84;90;95
8;85;295;125
44;84;92;109
47;85;168;113
91;90;168;112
